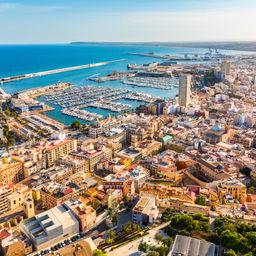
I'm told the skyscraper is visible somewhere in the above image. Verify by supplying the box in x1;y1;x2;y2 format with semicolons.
220;61;231;81
179;75;191;107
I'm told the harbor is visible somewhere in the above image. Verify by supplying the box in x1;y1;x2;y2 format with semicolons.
122;77;179;90
0;59;125;84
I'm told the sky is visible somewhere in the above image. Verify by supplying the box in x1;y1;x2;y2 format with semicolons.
0;0;256;44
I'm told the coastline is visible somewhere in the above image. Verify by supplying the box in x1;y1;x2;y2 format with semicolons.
70;41;256;52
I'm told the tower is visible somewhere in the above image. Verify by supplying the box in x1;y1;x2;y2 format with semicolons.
220;61;231;81
23;198;35;218
178;75;191;107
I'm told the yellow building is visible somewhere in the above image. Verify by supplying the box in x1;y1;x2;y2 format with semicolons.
218;178;246;203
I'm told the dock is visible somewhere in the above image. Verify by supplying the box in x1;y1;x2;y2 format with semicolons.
0;59;125;84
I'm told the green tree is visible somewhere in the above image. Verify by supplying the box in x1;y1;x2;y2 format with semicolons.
112;214;120;225
223;249;237;256
70;120;82;130
108;207;113;217
245;231;256;248
148;252;160;256
155;233;164;242
123;194;129;205
108;229;115;239
139;242;149;253
162;237;173;247
94;249;106;256
194;195;206;206
105;238;113;244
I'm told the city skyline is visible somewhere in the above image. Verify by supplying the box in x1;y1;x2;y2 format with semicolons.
1;0;256;44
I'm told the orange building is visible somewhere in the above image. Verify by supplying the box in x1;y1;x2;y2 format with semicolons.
0;157;24;184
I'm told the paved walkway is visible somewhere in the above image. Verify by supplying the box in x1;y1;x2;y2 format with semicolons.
107;222;170;256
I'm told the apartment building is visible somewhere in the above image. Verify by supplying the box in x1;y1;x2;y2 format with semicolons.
0;184;12;215
132;194;158;225
89;117;118;138
64;198;96;232
56;155;89;174
0;156;24;184
71;149;106;172
42;139;77;168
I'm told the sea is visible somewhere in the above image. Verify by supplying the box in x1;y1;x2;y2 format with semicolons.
0;44;252;125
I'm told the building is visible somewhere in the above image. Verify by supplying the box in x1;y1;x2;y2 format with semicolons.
217;178;246;202
56;155;89;174
132;194;158;225
178;75;191;107
20;205;79;250
221;61;231;81
0;156;24;184
103;175;135;196
64;198;96;232
129;166;150;192
148;99;166;115
0;229;33;256
89;117;118;139
48;238;96;256
7;184;35;218
40;181;87;209
106;189;122;209
169;235;217;256
203;124;230;145
0;184;12;215
71;149;106;172
43;139;77;168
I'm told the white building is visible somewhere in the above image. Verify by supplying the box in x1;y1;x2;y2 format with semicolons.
20;205;79;250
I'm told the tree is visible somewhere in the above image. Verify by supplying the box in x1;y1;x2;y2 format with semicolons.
94;249;106;256
123;195;129;205
108;207;113;217
112;214;120;225
240;167;252;176
195;195;206;206
223;249;237;256
108;229;115;239
162;237;173;247
148;252;160;256
105;238;114;244
70;120;81;130
245;231;256;248
139;242;149;253
155;233;164;242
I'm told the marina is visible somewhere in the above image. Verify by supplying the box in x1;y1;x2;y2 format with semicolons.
122;77;179;90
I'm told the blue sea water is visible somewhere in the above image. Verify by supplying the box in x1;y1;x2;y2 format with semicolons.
0;44;252;124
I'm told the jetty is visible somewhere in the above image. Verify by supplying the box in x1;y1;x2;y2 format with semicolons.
0;59;125;84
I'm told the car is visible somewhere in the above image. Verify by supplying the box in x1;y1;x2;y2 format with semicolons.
76;234;81;239
40;251;44;255
51;246;55;251
54;245;59;250
61;242;65;246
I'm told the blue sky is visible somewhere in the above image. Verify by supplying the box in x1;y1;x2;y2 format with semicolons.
1;0;256;44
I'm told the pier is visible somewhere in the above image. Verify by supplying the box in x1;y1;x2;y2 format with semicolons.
0;59;125;84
